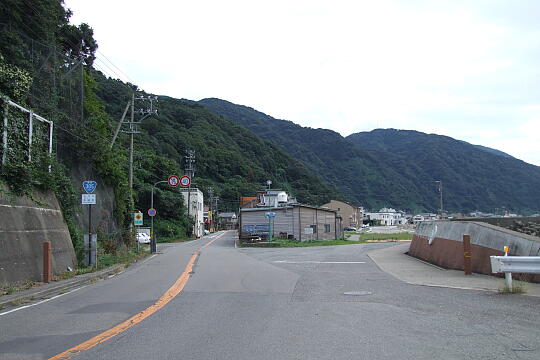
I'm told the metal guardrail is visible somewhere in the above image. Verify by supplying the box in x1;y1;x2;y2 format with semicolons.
490;255;540;291
490;256;540;274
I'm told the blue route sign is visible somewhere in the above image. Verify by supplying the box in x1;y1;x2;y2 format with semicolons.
83;181;97;194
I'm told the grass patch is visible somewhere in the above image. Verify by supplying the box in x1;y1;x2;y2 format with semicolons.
240;232;413;248
0;281;37;296
240;239;366;248
359;232;413;241
11;297;33;306
157;236;194;244
52;247;147;282
498;280;527;294
97;247;147;268
2;243;149;298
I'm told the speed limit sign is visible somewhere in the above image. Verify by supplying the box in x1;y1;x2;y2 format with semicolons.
168;175;180;187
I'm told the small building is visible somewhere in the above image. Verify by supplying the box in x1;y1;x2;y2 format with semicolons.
240;196;258;208
218;212;238;230
241;189;298;209
239;204;342;241
413;213;439;224
322;200;363;228
180;188;204;238
366;208;407;226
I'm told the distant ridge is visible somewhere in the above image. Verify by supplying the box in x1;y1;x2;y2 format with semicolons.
469;143;514;159
199;98;540;214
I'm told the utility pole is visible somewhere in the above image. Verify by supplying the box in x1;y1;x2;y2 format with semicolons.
184;149;195;233
185;150;195;218
208;187;214;232
129;93;135;192
116;93;158;238
80;54;84;123
212;196;220;230
125;94;158;192
435;180;443;215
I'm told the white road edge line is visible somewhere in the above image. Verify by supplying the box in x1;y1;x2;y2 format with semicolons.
0;285;89;316
0;234;224;318
139;254;157;265
273;261;366;264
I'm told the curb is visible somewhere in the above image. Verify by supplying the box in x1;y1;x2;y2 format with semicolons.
0;264;125;310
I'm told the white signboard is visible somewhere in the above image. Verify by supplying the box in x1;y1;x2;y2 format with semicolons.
304;227;314;234
82;194;96;205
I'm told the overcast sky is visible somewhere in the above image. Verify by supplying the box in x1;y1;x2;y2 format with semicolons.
65;0;540;165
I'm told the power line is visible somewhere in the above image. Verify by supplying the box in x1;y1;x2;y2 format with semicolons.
54;123;91;144
96;50;135;84
10;2;137;87
92;61;117;80
94;57;129;82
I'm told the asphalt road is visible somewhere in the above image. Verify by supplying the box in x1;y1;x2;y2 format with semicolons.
1;230;539;360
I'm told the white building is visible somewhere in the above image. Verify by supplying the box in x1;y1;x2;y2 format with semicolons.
412;213;439;224
366;208;408;226
258;190;294;207
180;188;204;238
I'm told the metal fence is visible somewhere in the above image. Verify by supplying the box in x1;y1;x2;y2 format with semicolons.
2;100;54;166
1;98;53;171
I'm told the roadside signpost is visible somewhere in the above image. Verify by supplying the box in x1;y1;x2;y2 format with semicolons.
149;176;178;253
83;181;97;193
81;194;96;205
168;175;180;187
134;211;143;226
180;175;190;187
265;212;277;242
82;181;97;266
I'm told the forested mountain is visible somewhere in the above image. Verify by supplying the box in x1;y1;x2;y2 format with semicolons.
198;98;428;211
199;98;540;214
468;144;513;159
0;0;338;255
347;129;540;214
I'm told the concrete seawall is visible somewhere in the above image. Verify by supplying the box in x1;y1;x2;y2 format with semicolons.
409;221;540;282
0;188;76;287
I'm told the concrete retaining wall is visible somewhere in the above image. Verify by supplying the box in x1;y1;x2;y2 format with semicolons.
0;187;76;287
452;216;540;229
409;221;540;282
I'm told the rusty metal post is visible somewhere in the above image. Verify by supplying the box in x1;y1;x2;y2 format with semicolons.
463;234;472;275
43;241;52;283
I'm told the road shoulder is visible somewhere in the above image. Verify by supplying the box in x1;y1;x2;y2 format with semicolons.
367;242;540;296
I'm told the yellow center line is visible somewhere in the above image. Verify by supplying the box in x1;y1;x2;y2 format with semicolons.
49;232;225;360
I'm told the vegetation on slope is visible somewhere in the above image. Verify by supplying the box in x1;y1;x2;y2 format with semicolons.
93;74;340;211
1;1;340;259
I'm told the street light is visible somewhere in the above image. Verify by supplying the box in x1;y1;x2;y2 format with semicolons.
150;180;167;253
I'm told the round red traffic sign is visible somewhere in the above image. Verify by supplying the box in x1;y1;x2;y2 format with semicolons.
180;175;191;187
168;175;180;187
148;208;157;217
